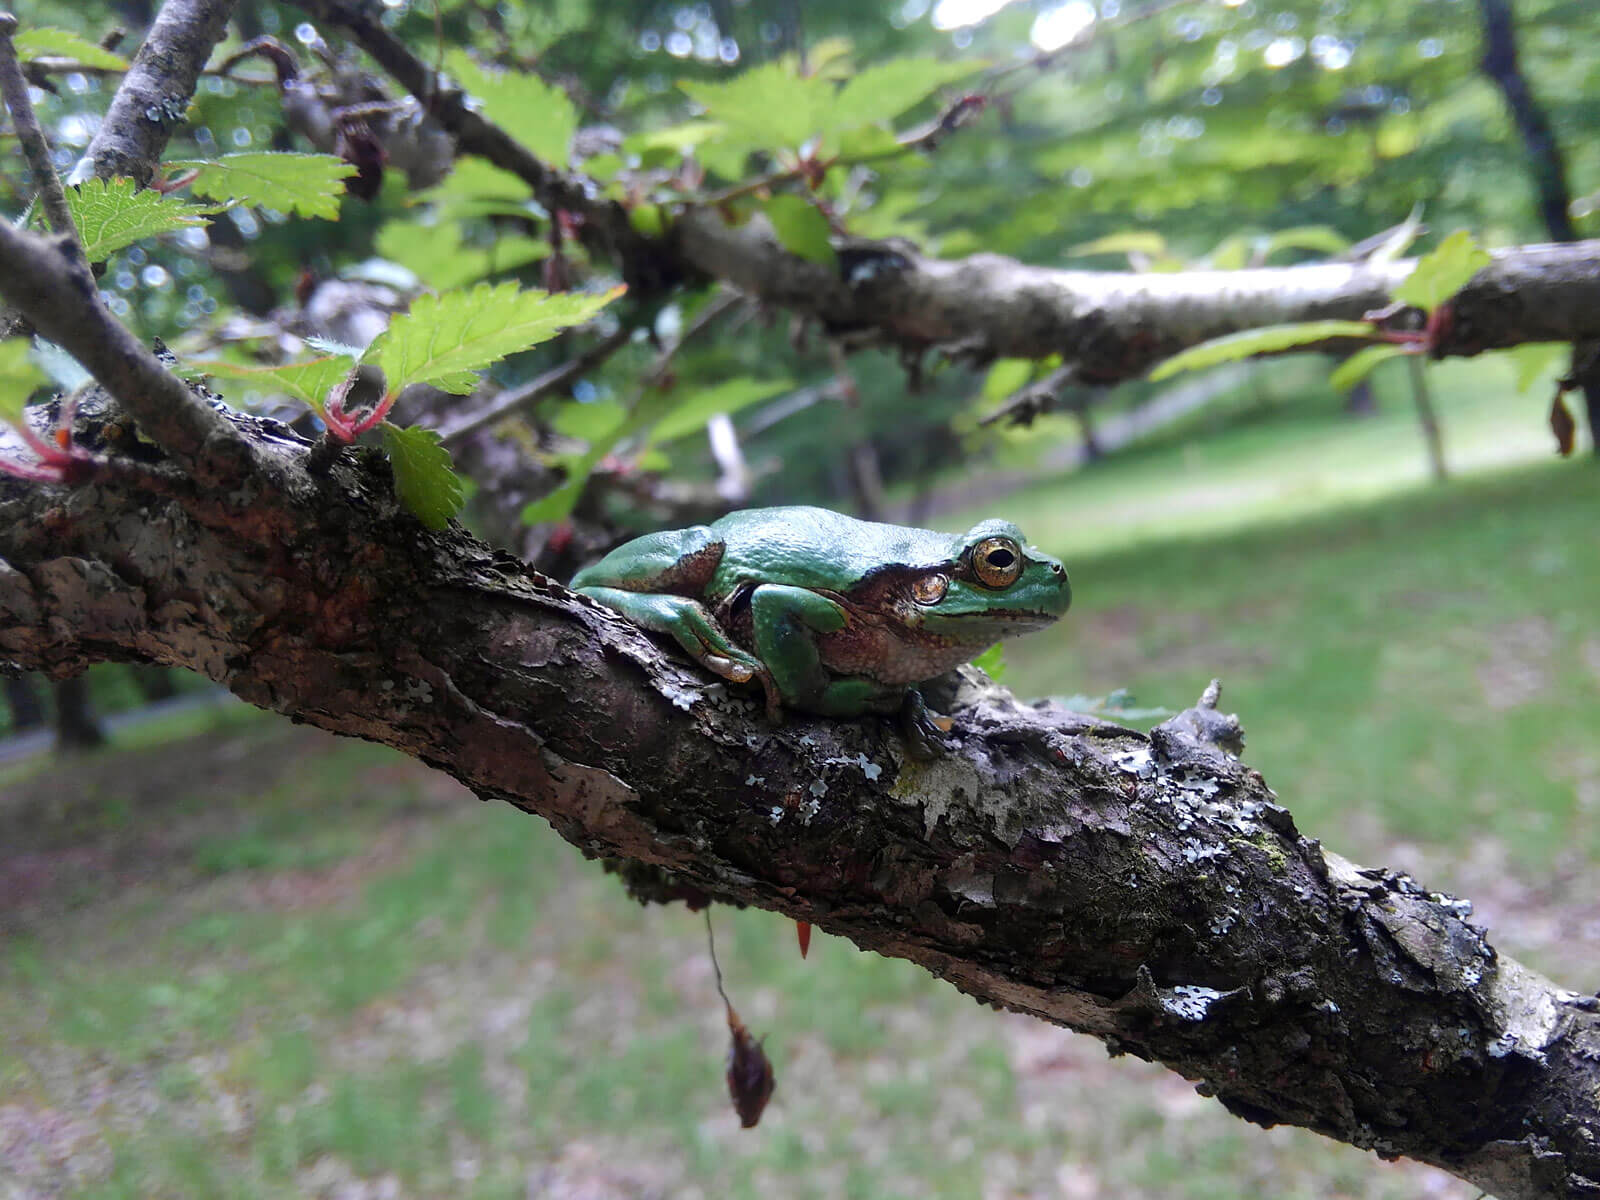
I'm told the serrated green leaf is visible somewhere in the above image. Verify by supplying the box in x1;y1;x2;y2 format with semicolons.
1149;321;1379;381
1069;231;1167;258
196;356;354;416
1328;344;1408;394
763;195;836;267
445;50;577;169
380;424;464;530
680;63;833;151
168;153;355;219
972;643;1007;682
369;282;624;394
1393;230;1491;315
648;377;791;444
1504;343;1568;394
0;339;46;425
825;57;980;133
13;28;129;71
66;178;206;262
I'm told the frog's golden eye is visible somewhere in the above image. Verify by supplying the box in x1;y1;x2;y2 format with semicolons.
911;573;949;605
972;537;1023;589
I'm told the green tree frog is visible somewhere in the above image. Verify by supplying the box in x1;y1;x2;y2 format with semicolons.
570;506;1071;723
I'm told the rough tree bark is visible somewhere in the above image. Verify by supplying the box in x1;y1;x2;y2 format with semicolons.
5;3;1600;1195
3;388;1599;1200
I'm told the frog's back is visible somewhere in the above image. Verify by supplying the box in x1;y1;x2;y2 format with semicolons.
709;506;951;594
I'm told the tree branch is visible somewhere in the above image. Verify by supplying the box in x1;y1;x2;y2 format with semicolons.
291;0;1600;386
0;13;83;259
2;401;1599;1199
71;0;238;187
0;221;246;481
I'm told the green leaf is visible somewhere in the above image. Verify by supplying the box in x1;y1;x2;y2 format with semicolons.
1261;226;1349;261
1392;230;1491;315
982;358;1034;403
1369;204;1425;266
972;643;1007;683
762;195;836;267
648;377;791;444
1207;236;1252;270
551;400;626;442
168;153;355;219
825;57;980;133
0;339;46;425
1328;344;1408;394
12;28;129;71
1504;343;1568;394
380;424;465;530
66;178;206;262
195;356;355;416
521;478;584;526
445;50;576;169
375;219;547;291
1149;321;1379;382
1068;231;1167;259
368;282;624;394
680;63;833;150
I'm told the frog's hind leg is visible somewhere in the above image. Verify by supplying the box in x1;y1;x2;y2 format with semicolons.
747;585;900;717
575;586;779;713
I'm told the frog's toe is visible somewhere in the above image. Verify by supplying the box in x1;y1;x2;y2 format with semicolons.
900;690;952;760
703;654;755;684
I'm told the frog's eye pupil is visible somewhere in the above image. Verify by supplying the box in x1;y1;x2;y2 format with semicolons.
971;537;1024;588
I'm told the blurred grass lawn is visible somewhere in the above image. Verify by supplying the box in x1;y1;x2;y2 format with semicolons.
2;354;1596;1198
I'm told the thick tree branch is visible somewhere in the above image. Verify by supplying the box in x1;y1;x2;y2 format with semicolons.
71;0;238;187
0;221;246;481
291;0;1600;387
1;403;1598;1199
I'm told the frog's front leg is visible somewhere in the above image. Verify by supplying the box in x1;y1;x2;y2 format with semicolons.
747;585;902;718
575;586;780;714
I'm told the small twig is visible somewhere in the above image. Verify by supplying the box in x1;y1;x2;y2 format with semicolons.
0;13;83;262
703;909;732;1014
643;289;742;388
439;324;634;448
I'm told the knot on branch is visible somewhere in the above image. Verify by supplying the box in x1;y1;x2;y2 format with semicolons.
1153;678;1245;759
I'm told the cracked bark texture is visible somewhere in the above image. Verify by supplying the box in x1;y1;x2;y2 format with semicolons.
2;396;1600;1199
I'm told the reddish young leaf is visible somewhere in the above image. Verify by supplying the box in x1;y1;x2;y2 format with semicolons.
724;1002;776;1129
1551;393;1577;458
795;920;812;959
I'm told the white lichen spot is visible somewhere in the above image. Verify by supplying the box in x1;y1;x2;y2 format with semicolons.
809;779;828;798
746;775;766;786
767;805;784;824
1114;747;1154;777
